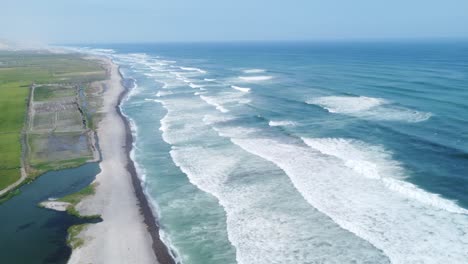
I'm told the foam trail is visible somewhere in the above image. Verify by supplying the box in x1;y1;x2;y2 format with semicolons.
212;126;468;264
189;83;204;89
308;96;432;122
204;78;216;81
231;85;251;93
302;138;467;213
180;67;207;74
309;96;385;113
157;96;390;264
202;115;237;126
268;120;297;127
200;95;229;113
238;76;273;82
243;69;266;73
156;91;173;97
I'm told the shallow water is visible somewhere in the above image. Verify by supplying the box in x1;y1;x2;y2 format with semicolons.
78;42;468;264
0;163;99;264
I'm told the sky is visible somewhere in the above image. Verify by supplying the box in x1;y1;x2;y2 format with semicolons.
2;0;468;44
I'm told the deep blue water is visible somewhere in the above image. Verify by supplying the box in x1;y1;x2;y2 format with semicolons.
79;42;467;264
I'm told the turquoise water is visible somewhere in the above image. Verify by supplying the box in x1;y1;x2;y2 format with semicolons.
0;163;100;264
82;42;467;264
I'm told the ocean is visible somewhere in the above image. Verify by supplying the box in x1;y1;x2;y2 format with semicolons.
78;42;468;264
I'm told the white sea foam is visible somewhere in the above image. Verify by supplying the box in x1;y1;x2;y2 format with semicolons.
231;85;251;93
170;145;390;264
302;138;468;214
202;115;236;125
125;79;139;99
115;53;393;262
144;98;161;103
309;96;386;114
243;69;266;73
71;47;116;56
180;67;207;74
303;138;404;180
200;95;229;113
155;91;173;97
204;78;216;82
238;76;273;82
214;128;468;264
268;120;297;127
308;96;432;122
189;83;204;89
159;98;389;263
159;113;169;137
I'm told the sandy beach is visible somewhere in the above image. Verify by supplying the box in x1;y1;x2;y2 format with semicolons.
68;58;172;264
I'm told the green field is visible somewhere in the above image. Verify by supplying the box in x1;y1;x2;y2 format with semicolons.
0;81;29;190
0;51;106;192
34;85;76;101
0;52;106;84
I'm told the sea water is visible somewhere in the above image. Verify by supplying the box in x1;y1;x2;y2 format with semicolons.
78;42;468;264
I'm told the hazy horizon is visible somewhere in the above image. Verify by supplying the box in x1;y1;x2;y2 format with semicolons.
2;0;468;45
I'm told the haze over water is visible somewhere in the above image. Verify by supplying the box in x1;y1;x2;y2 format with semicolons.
77;42;468;264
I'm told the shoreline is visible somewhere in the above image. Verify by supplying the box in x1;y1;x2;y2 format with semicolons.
67;57;173;264
117;73;176;264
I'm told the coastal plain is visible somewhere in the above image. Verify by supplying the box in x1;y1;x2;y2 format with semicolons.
0;51;106;196
1;50;164;264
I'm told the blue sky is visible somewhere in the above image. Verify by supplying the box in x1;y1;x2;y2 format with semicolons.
2;0;468;44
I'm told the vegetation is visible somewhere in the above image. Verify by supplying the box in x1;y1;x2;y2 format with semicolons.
34;85;75;101
0;189;20;204
0;51;107;198
58;182;101;219
60;183;101;249
28;157;91;179
0;81;30;190
60;182;97;205
67;224;86;249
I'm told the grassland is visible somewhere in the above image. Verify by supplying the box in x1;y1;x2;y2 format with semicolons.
58;182;101;219
34;85;76;101
67;224;87;249
57;182;101;249
0;51;107;195
0;80;29;190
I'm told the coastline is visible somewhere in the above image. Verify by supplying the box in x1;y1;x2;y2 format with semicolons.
117;73;176;264
68;58;174;264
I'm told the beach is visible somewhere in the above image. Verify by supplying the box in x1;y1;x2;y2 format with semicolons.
68;58;173;264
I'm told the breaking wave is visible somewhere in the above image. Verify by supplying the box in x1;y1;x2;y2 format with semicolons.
243;69;266;73
231;85;251;93
212;127;468;264
268;120;297;127
238;76;273;82
308;96;432;122
180;67;207;74
200;95;229;113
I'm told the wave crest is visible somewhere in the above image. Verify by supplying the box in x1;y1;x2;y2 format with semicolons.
308;96;432;122
238;76;273;82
